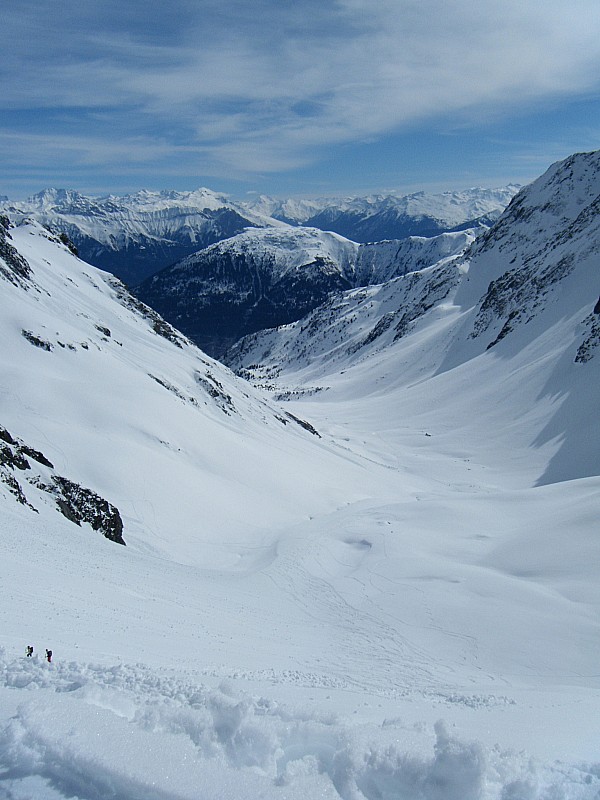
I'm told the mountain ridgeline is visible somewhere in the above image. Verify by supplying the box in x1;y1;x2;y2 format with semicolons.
134;227;480;357
1;186;517;356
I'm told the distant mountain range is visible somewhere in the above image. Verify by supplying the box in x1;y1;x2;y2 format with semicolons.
1;185;518;285
244;186;520;240
0;188;270;284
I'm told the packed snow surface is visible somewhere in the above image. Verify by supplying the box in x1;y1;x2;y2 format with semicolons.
1;150;599;800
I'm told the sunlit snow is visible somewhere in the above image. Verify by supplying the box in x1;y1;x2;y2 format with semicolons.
0;153;599;800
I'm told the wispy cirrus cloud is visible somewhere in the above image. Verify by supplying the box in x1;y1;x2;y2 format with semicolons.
1;0;600;193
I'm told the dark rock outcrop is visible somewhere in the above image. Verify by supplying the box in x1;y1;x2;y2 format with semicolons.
0;425;125;545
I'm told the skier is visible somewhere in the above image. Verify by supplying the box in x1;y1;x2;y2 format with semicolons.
45;649;52;663
26;645;33;657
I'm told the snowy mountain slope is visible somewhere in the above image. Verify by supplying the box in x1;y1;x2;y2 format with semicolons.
1;163;600;800
450;150;600;351
226;151;600;487
0;188;279;284
136;226;360;357
0;218;403;568
225;258;462;381
136;227;477;357
354;229;476;285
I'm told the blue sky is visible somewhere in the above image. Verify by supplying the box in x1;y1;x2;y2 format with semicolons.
1;0;600;199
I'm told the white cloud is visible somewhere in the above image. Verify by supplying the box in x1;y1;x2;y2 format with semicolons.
1;0;600;177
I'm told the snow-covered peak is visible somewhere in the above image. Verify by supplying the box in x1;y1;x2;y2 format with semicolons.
515;150;600;218
315;185;519;224
354;229;477;285
135;223;482;357
106;187;233;213
241;194;330;223
191;224;359;276
0;188;283;283
25;188;99;214
244;185;520;230
454;150;600;310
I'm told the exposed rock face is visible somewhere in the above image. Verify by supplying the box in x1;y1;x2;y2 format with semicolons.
136;228;357;358
0;425;125;545
451;151;600;359
53;477;125;546
0;216;32;286
575;308;600;364
135;227;475;358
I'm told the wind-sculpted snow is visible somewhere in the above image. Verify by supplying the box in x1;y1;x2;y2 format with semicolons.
0;649;597;800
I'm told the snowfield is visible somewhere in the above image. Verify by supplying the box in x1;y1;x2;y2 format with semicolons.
1;153;600;800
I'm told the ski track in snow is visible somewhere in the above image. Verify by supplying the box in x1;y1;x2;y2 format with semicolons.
263;541;446;693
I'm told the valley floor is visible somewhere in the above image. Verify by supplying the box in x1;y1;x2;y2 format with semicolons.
1;396;599;799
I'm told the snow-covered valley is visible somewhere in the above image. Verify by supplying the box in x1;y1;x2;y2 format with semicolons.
0;153;599;800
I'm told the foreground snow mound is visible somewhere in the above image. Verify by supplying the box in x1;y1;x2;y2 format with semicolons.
0;650;597;800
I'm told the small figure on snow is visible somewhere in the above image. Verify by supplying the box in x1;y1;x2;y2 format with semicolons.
45;649;52;663
26;645;33;657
